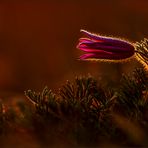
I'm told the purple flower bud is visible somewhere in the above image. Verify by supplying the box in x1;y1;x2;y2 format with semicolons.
77;30;135;60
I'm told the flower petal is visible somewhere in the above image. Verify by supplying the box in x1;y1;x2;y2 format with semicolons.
77;30;135;61
80;29;134;49
80;51;134;60
78;42;134;53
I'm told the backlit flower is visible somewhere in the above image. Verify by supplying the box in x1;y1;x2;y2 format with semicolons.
77;30;135;61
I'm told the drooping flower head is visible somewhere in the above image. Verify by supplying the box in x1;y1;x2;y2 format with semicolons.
77;30;135;61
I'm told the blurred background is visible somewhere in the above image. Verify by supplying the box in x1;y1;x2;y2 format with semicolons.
0;0;147;95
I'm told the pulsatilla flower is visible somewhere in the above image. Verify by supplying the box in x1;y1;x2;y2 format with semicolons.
77;30;135;61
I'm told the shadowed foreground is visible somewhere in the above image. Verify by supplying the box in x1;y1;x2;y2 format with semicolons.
0;65;147;148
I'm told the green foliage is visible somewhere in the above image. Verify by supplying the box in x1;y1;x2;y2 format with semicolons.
116;67;148;119
0;101;18;136
24;66;148;147
0;101;5;134
59;77;96;116
25;87;59;120
135;38;148;65
0;67;147;147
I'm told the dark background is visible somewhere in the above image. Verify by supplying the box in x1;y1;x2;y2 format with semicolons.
0;0;147;93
